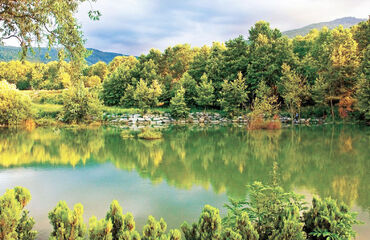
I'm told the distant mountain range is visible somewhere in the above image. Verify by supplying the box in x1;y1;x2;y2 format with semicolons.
0;46;125;65
282;17;366;38
0;17;366;64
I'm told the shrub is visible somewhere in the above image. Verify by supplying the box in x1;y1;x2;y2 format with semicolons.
0;80;33;125
303;196;361;240
89;217;113;240
61;86;102;123
223;182;306;240
170;87;190;119
0;187;37;240
182;205;222;240
48;201;86;240
138;128;163;140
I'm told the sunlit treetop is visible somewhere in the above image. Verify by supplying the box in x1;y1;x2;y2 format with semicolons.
0;0;100;63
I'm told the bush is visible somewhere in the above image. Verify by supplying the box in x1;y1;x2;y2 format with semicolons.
0;187;37;240
304;196;361;240
138;127;163;140
48;201;86;240
0;80;33;125
61;86;102;123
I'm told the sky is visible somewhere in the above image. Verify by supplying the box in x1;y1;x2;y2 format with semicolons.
5;0;370;56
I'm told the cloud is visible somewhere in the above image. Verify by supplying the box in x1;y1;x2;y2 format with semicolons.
76;0;370;55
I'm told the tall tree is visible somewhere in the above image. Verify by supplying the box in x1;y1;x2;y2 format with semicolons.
219;72;249;116
279;64;309;123
195;73;214;110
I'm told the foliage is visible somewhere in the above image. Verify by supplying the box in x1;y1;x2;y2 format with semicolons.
138;128;163;140
61;86;102;123
134;79;163;113
219;72;249;116
170;87;190;119
0;0;99;64
48;201;86;240
182;205;222;240
195;73;215;110
304;196;361;240
102;57;139;106
0;80;33;125
89;217;113;240
0;187;37;240
279;63;309;121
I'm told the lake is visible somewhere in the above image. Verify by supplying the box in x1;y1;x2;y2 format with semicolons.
0;125;369;239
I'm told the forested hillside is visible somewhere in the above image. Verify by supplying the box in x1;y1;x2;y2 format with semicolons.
0;46;124;65
283;17;365;38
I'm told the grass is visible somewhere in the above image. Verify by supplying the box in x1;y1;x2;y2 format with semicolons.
138;128;163;140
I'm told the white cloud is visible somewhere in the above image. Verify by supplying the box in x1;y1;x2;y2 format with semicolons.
76;0;370;55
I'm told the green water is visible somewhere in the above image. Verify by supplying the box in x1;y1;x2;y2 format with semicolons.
0;125;369;239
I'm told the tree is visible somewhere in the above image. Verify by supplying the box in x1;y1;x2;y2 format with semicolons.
0;0;100;63
0;80;33;126
48;201;86;240
223;36;249;81
134;79;162;112
102;57;139;106
356;74;370;123
0;187;37;240
195;73;214;110
247;21;296;96
280;64;309;123
178;72;197;106
61;85;102;123
170;87;190;119
219;72;249;116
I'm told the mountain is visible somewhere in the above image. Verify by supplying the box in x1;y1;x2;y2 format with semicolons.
283;17;366;38
0;46;125;65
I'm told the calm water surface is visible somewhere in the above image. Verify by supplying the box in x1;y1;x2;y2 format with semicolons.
0;125;369;239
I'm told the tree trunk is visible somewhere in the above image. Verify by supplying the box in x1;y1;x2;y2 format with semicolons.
330;97;335;123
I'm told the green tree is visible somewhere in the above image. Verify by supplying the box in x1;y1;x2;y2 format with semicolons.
102;57;139;106
247;21;296;95
134;79;162;112
170;87;190;119
179;72;198;107
219;72;249;116
48;201;86;240
356;74;370;123
0;80;33;126
0;0;100;61
61;85;102;123
0;187;37;240
279;63;309;123
223;36;249;81
195;73;214;110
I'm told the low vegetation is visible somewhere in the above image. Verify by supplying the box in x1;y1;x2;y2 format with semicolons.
1;183;361;240
138;127;163;140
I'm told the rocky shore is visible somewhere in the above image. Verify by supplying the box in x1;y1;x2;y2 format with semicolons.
104;112;324;126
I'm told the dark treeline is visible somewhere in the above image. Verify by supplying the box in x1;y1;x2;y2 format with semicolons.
1;20;369;122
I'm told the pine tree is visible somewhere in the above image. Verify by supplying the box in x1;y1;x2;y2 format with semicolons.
195;73;215;110
170;87;190;119
219;72;249;116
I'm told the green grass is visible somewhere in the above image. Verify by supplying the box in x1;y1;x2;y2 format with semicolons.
103;106;170;115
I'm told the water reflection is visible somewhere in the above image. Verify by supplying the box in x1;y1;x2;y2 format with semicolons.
0;125;368;211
